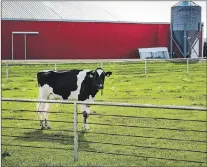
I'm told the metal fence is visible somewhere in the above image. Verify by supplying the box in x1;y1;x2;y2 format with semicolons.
2;58;207;80
2;98;207;165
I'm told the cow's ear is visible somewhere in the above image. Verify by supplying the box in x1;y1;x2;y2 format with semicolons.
87;71;94;78
105;71;112;77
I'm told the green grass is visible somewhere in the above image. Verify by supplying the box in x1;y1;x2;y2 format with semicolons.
1;61;207;167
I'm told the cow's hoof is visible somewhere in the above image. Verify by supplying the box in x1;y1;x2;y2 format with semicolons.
40;126;47;130
82;124;89;131
46;125;51;129
82;128;89;132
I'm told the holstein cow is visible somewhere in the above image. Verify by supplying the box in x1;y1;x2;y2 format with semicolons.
37;68;112;130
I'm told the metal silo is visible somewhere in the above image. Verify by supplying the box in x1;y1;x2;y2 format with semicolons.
170;0;203;58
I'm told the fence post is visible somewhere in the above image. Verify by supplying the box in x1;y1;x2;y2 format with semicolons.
6;64;9;80
145;60;147;75
73;103;78;161
54;63;57;71
186;58;189;75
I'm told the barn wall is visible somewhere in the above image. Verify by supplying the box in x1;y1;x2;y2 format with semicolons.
1;20;170;59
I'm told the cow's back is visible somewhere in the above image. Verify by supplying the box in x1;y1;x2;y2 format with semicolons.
37;70;89;100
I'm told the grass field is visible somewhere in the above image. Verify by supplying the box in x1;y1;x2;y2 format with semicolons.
1;60;207;166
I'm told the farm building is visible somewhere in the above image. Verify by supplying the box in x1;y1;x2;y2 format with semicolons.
1;1;204;59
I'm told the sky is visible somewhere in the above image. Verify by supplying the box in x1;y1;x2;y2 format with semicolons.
91;1;206;38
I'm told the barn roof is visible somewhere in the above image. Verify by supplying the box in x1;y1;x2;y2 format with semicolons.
1;1;119;22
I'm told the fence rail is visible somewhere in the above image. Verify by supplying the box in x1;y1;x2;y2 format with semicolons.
2;58;207;64
2;108;206;122
2;125;206;143
2;97;207;164
2;98;206;111
2;58;207;80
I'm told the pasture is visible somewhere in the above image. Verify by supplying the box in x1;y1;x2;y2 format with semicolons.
1;60;207;166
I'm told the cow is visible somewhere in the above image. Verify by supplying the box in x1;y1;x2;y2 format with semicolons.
36;68;112;130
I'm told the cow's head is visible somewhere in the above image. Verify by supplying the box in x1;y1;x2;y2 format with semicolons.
87;68;112;90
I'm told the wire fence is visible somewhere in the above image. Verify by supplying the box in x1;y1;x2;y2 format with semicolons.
1;58;206;165
1;58;207;80
1;98;207;165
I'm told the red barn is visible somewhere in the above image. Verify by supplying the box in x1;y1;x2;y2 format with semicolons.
1;1;170;60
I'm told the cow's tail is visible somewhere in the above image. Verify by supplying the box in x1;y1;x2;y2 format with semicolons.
37;72;43;87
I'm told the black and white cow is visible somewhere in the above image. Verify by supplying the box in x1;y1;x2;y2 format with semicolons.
37;68;112;130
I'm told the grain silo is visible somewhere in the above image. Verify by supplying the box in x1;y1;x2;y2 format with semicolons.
170;0;203;58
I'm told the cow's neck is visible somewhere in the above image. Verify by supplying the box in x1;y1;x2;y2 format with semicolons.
79;76;99;100
86;78;99;97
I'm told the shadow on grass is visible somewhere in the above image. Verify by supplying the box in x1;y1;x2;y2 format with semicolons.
15;129;91;150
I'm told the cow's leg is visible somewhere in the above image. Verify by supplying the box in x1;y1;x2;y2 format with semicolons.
44;103;51;129
81;104;90;130
81;96;94;130
37;101;47;130
37;85;50;130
